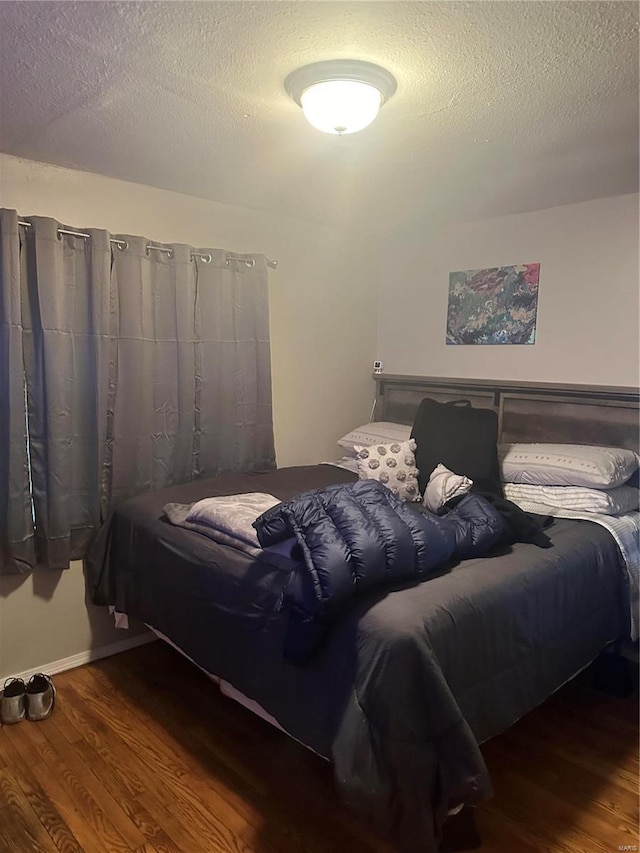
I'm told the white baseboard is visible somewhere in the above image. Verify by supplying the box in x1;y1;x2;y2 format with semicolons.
5;633;157;683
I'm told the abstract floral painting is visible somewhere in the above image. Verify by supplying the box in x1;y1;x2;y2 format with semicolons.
446;263;540;345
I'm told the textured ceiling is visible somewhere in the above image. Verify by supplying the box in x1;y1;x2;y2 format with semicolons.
0;1;638;234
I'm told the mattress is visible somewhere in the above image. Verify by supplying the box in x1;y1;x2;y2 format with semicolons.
86;464;628;852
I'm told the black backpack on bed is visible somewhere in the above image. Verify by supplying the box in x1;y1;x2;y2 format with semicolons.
410;397;553;549
410;397;503;497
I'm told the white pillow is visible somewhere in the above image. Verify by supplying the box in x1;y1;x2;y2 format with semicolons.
499;443;639;489
338;421;412;456
423;464;473;513
354;439;421;502
503;483;640;516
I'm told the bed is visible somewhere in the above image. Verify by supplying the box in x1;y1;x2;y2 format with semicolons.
86;375;639;853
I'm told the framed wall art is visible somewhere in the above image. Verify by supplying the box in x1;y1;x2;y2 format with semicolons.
446;263;540;345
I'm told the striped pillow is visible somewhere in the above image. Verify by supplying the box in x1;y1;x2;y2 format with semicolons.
338;422;412;456
503;482;640;516
499;443;639;488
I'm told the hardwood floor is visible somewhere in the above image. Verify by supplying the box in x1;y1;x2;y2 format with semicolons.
0;642;637;852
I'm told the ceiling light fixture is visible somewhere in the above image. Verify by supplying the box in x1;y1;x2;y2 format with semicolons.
285;59;397;135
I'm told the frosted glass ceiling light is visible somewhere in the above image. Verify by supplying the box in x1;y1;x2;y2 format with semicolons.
301;80;381;134
285;60;396;135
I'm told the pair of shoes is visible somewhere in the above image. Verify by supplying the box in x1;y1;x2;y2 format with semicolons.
0;674;55;725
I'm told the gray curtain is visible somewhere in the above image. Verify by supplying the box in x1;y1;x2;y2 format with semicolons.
20;216;113;570
0;210;36;573
191;249;275;478
109;239;275;503
0;211;275;575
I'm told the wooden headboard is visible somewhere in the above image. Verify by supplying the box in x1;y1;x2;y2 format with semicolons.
374;375;640;451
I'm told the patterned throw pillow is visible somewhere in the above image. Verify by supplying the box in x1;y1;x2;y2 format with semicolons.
354;439;421;502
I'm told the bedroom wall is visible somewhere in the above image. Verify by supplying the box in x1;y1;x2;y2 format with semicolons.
377;193;639;387
0;152;378;679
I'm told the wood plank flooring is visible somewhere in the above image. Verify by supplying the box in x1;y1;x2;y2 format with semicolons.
0;642;637;852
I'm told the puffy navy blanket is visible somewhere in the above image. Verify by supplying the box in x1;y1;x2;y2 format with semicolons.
254;479;505;662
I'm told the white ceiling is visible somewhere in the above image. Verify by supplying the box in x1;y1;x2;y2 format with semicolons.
0;1;638;235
